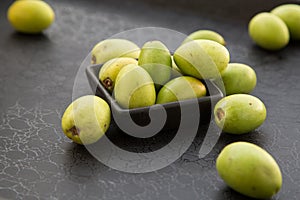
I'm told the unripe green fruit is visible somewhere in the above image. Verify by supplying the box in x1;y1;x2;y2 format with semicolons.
7;0;55;34
114;64;156;109
156;76;206;104
182;30;226;45
221;63;257;95
216;142;282;199
61;95;111;145
138;41;172;90
271;4;300;40
248;12;290;50
214;94;267;134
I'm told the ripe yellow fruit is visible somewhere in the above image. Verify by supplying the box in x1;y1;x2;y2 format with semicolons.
7;0;55;34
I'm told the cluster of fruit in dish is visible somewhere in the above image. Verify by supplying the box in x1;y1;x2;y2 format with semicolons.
59;4;300;199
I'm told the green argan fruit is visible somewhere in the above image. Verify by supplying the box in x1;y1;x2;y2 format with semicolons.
138;41;172;89
61;95;111;145
91;39;140;64
271;4;300;40
156;76;207;104
248;12;290;50
216;142;282;199
114;64;156;109
7;0;55;34
221;63;257;95
174;39;230;79
214;94;266;134
182;30;226;45
99;57;138;92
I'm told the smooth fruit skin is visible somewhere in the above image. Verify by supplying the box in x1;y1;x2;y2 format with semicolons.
138;41;172;89
61;95;111;145
7;0;55;34
271;4;300;40
170;56;183;78
156;76;207;104
216;142;282;199
174;39;230;79
114;64;156;109
91;39;140;65
182;30;226;45
221;63;257;95
170;68;183;79
214;94;266;134
171;56;182;73
248;12;290;50
99;57;138;92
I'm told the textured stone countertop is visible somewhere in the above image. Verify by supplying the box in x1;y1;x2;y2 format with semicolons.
0;0;299;199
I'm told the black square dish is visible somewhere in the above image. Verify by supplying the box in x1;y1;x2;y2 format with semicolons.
86;64;224;132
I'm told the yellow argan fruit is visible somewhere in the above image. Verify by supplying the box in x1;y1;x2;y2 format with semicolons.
7;0;55;34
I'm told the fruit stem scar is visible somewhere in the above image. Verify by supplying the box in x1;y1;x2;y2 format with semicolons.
92;55;96;64
103;78;113;89
69;126;80;136
216;108;225;121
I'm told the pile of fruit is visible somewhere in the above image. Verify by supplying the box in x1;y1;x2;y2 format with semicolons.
93;37;227;109
8;1;295;199
85;30;279;199
90;31;263;134
249;4;300;50
212;3;300;195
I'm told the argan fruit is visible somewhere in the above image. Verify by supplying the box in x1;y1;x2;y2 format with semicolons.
214;94;267;134
216;142;282;199
61;95;111;145
91;39;140;65
7;0;55;34
174;39;230;79
182;30;226;45
138;40;172;90
114;64;156;109
221;63;257;95
271;4;300;40
156;76;207;104
99;57;138;92
248;12;290;50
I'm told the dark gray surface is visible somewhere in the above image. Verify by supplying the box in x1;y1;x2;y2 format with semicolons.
1;0;300;199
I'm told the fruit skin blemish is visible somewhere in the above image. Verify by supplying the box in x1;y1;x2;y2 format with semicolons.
61;95;111;145
214;94;266;134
